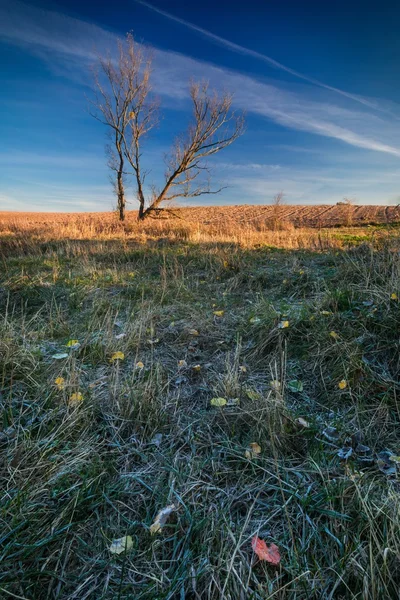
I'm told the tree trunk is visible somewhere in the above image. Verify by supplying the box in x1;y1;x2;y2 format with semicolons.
138;201;145;220
117;161;125;222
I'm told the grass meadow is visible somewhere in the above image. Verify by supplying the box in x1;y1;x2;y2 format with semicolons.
1;212;400;599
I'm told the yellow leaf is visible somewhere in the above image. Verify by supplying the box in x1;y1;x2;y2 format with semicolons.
54;376;65;390
246;389;261;401
391;293;398;300
330;331;339;339
188;329;199;336
245;442;261;459
109;535;133;554
239;365;247;373
213;310;224;317
389;455;400;463
150;504;176;534
135;361;144;369
68;392;83;407
110;351;125;362
178;360;187;368
338;379;347;390
192;364;201;372
66;339;80;348
147;338;159;345
270;380;281;392
278;320;289;329
321;311;332;316
250;442;261;454
210;397;227;407
249;316;260;324
299;270;305;275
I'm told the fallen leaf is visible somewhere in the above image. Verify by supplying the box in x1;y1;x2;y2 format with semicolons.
210;397;227;407
251;536;281;565
288;380;303;393
391;293;398;301
110;351;125;362
322;426;340;443
389;455;400;463
330;331;339;340
54;377;65;390
249;317;261;324
192;364;201;372
66;339;80;348
178;360;187;368
68;392;83;407
295;417;310;429
151;433;163;447
337;447;353;460
150;504;176;534
338;379;347;390
52;353;69;360
245;442;261;459
109;535;133;554
147;338;159;345
354;443;371;455
188;329;199;336
239;365;247;373
278;320;290;329
213;310;224;317
321;310;332;316
246;389;261;401
377;450;397;476
270;380;281;392
135;361;144;369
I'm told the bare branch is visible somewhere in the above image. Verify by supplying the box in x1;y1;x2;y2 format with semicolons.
90;33;156;220
90;38;244;221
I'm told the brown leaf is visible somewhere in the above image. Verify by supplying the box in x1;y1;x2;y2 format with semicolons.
251;536;281;565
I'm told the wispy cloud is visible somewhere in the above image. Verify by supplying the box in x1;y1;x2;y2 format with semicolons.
135;0;390;115
1;1;400;162
0;151;102;169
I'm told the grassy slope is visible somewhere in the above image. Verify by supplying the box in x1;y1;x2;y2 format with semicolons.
1;228;400;599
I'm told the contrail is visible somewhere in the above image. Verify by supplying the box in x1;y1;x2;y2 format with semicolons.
135;0;383;113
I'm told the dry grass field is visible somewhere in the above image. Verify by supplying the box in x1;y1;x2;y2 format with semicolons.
1;203;400;232
1;207;400;599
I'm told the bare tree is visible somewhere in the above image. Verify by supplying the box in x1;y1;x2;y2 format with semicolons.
270;191;285;230
90;34;155;221
91;35;244;221
343;196;356;226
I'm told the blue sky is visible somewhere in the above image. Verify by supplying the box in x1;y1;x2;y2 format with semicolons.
1;0;400;212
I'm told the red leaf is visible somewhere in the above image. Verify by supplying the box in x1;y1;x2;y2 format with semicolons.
251;536;281;565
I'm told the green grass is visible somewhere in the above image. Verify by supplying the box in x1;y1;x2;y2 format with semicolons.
1;234;400;599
